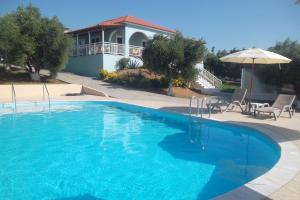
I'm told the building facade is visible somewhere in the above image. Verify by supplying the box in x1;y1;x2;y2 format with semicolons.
65;16;175;77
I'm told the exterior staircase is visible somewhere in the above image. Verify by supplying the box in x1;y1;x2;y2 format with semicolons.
194;68;222;94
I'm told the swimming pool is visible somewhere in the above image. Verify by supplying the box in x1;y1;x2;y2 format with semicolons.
0;101;280;200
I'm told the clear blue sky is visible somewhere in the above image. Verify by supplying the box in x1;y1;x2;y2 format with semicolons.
1;0;299;51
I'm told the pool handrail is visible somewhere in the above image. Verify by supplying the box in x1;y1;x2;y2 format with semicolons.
11;83;17;111
189;96;207;118
43;83;50;109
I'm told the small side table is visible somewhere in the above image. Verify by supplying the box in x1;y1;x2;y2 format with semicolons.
250;102;269;114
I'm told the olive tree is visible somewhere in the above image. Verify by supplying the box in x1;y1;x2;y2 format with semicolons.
255;39;300;94
142;33;206;95
0;5;72;80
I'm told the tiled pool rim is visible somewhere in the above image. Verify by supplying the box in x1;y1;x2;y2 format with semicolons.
1;99;299;200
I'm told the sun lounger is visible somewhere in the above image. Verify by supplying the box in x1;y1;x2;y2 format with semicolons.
208;88;247;113
254;94;295;120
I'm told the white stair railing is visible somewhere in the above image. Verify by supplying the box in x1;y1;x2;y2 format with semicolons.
198;68;222;88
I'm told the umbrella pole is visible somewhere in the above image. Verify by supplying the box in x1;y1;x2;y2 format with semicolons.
248;58;255;112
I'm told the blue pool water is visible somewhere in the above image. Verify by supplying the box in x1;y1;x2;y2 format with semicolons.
0;101;280;200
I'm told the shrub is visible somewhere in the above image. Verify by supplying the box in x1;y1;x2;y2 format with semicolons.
0;66;5;73
115;58;130;70
128;60;140;69
150;79;163;88
99;69;109;80
100;68;169;89
172;77;187;87
106;71;118;81
160;77;169;87
99;69;119;82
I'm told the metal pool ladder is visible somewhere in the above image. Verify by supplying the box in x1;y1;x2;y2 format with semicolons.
189;96;207;118
11;83;17;111
43;83;50;109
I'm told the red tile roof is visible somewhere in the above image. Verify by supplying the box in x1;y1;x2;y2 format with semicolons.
69;16;175;34
100;16;175;33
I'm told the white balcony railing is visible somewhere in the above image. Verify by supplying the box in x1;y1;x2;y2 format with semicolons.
104;42;125;55
129;45;144;57
71;42;126;57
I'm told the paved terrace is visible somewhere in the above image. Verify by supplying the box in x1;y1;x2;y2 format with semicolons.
50;71;190;104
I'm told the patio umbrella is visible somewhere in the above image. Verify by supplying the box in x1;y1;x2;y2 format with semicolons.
219;48;291;111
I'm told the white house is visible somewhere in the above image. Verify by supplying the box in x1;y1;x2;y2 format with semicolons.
64;16;176;76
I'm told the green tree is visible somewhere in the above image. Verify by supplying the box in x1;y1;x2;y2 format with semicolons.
255;39;300;93
204;51;218;73
181;37;206;83
0;13;24;68
204;48;242;80
0;5;72;80
142;33;205;95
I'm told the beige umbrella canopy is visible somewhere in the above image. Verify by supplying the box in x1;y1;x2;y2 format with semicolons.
219;48;292;111
220;48;291;64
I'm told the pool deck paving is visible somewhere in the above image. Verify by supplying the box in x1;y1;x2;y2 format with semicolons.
1;74;300;200
52;71;191;104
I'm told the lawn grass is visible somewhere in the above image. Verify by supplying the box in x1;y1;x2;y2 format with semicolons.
221;81;240;93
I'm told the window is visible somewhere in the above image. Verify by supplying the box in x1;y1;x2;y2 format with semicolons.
79;39;85;45
116;36;123;44
141;40;147;47
91;38;100;43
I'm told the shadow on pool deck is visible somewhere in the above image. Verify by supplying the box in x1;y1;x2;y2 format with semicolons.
55;194;104;200
159;106;243;115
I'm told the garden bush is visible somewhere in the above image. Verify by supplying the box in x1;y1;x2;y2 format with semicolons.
99;68;168;89
99;69;119;81
99;69;109;80
115;58;130;71
172;78;188;87
127;60;140;69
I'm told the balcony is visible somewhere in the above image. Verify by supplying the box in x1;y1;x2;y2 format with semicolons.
71;42;144;57
71;42;125;57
